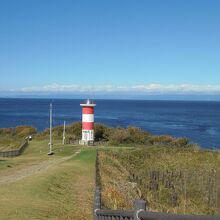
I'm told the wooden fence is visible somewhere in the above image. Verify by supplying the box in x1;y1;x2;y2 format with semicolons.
0;140;28;157
94;151;220;220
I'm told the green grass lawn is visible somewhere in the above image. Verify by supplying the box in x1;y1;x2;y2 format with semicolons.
0;139;79;172
0;140;97;220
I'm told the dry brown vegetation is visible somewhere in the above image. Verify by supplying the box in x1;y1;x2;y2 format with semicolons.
98;147;220;215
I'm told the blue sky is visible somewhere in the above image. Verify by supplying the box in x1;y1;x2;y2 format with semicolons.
0;0;220;99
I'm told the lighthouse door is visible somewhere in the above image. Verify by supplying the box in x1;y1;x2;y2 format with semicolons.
84;133;88;141
83;131;89;141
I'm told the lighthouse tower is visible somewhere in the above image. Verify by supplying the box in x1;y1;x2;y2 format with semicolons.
80;99;96;145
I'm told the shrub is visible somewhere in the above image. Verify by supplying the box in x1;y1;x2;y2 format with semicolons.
107;128;130;145
15;126;37;138
66;122;82;140
127;126;151;144
149;135;174;145
94;123;108;141
171;137;190;148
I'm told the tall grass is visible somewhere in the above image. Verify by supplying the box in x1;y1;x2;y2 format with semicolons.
98;147;220;215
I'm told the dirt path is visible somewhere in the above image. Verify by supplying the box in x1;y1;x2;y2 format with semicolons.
0;150;81;185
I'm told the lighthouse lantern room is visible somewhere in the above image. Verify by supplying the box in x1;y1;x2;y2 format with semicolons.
80;99;96;145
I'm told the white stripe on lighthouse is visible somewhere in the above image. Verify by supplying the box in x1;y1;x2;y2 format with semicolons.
82;114;94;123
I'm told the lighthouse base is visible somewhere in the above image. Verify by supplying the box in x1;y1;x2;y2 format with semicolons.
79;140;94;146
80;130;94;146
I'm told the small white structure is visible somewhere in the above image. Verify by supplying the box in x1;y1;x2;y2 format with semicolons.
48;103;54;155
62;120;66;145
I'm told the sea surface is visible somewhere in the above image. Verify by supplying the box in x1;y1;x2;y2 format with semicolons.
0;98;220;149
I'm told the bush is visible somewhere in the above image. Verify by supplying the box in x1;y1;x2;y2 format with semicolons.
127;126;151;144
35;122;194;149
15;126;37;138
66;122;82;140
36;122;82;141
171;137;190;148
108;128;130;145
149;135;174;145
94;123;108;141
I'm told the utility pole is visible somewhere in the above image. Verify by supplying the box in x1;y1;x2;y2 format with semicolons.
62;120;66;145
48;103;54;155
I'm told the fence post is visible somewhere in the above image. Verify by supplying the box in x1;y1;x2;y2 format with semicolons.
134;200;146;220
94;187;101;220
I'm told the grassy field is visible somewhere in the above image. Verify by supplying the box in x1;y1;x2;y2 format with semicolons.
0;140;96;220
1;134;219;219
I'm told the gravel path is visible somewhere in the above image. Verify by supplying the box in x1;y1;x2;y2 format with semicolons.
0;150;81;186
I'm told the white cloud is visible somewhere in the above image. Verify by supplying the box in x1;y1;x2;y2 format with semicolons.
16;83;220;94
20;83;220;93
130;84;220;94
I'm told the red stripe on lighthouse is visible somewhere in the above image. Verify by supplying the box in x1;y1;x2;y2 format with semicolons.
82;107;94;114
82;122;94;130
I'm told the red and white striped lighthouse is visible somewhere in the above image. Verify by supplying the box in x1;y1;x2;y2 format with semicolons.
80;99;96;144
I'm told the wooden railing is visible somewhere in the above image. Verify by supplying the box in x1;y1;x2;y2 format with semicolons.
0;140;28;157
93;187;219;220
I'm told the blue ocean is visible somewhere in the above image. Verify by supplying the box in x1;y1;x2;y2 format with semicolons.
0;98;220;149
